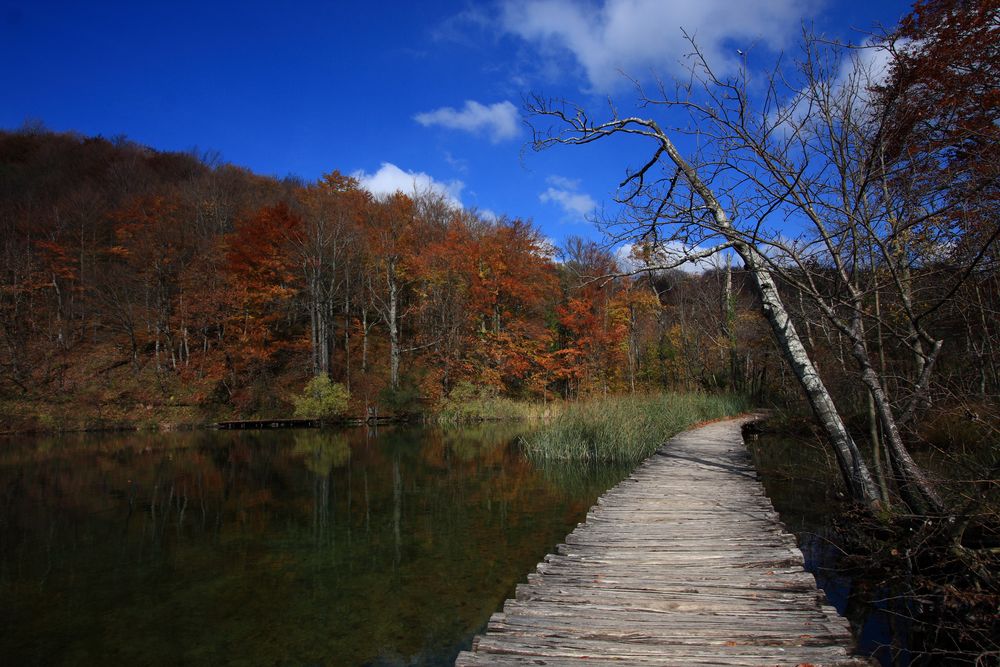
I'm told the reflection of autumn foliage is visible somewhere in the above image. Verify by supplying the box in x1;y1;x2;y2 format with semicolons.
292;431;351;474
0;426;624;665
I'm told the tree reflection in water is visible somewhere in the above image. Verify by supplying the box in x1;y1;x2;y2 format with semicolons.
0;425;629;665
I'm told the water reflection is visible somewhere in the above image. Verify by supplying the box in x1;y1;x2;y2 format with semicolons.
749;432;919;667
0;425;629;666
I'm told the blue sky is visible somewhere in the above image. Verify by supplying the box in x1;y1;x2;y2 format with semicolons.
1;0;914;247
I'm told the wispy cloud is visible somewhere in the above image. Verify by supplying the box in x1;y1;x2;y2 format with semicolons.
414;100;520;142
501;0;813;91
546;175;581;190
539;175;596;219
431;6;493;46
616;240;725;274
478;208;499;222
442;150;468;174
352;162;464;206
770;40;899;137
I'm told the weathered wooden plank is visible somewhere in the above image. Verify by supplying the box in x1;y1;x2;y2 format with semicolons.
457;416;868;666
515;581;827;602
457;652;873;667
512;589;834;615
461;635;855;664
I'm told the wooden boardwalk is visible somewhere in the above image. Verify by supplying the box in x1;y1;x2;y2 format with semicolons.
456;417;868;666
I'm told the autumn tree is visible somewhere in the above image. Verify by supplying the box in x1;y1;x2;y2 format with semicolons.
109;192;195;371
552;238;628;397
461;218;557;397
363;192;419;390
0;221;43;390
293;172;367;380
874;0;1000;401
224;202;302;405
410;206;478;395
2;126;789;425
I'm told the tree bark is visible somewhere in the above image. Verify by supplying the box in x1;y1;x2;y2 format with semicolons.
387;263;400;389
846;316;945;514
743;249;882;506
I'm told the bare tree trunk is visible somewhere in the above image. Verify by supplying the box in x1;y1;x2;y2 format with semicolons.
319;308;329;377
867;391;891;505
343;272;351;393
722;255;738;390
846;314;945;514
655;128;883;508
361;307;369;375
744;251;881;506
309;295;319;376
628;302;638;394
388;267;400;389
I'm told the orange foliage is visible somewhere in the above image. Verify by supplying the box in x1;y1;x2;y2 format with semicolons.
223;202;302;381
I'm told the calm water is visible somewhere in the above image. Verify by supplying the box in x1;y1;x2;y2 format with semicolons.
748;431;919;667
0;425;630;666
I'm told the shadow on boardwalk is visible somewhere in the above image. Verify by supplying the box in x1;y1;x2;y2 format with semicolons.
456;416;872;666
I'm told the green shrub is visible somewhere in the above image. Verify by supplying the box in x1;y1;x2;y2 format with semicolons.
293;375;350;420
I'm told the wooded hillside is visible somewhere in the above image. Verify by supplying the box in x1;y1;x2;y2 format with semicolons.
0;128;776;430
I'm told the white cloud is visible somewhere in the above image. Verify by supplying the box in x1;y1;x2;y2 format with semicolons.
542;236;561;259
771;40;900;136
616;241;724;274
538;176;597;218
414;100;520;142
833;41;896;108
478;208;499;222
540;175;597;219
431;6;493;46
443;150;468;173
546;175;581;190
540;188;596;217
352;163;464;206
501;0;812;91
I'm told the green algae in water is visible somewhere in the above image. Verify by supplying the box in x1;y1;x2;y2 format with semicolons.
0;425;631;666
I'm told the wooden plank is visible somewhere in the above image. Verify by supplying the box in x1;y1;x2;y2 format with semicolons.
456;416;869;666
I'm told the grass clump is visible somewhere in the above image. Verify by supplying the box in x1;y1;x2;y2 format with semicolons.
436;382;555;424
521;392;750;465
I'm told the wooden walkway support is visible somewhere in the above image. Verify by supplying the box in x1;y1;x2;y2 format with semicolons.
456;417;868;666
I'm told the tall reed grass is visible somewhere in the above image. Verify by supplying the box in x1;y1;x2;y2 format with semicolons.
520;393;750;465
435;383;557;424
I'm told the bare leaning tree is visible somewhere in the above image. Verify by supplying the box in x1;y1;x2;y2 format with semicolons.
528;32;996;519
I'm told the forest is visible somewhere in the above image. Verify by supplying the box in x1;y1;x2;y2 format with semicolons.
0;126;783;432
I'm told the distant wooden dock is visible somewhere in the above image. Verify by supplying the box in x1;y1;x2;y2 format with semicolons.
215;416;396;430
457;417;868;666
216;418;319;429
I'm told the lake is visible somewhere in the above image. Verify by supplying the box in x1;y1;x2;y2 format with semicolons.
0;425;630;666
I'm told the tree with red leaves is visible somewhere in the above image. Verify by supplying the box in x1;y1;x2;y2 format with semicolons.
224;202;301;404
876;0;999;259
